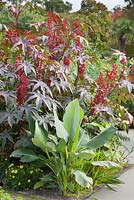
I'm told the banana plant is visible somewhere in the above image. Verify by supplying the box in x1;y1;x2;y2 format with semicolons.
10;99;117;194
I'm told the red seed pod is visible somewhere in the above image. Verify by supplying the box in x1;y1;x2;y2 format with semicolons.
5;27;20;44
89;64;119;115
37;60;44;80
63;18;69;30
16;74;28;105
72;20;82;36
78;61;86;77
63;56;70;67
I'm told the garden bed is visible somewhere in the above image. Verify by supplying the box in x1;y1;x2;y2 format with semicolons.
0;1;134;199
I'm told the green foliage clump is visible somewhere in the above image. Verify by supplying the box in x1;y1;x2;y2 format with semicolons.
4;163;43;191
10;99;121;195
79;0;112;51
0;187;12;200
0;187;23;200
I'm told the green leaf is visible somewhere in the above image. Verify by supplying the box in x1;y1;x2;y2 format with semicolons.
92;161;121;168
32;138;55;153
87;122;104;131
63;99;84;152
10;149;39;162
34;175;56;189
34;121;47;143
72;170;93;189
34;181;44;189
54;109;68;142
86;126;117;150
32;121;55;152
75;150;95;160
27;114;35;135
76;129;90;150
34;174;54;189
46;141;56;152
56;139;66;153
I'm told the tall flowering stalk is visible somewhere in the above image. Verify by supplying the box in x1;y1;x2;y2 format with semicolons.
16;74;28;105
36;52;45;80
5;27;20;44
90;64;118;115
47;12;64;52
15;56;28;105
8;3;22;28
72;20;87;82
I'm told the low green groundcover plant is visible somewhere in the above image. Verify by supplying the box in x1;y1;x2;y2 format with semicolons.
0;187;23;200
4;163;43;191
0;157;43;191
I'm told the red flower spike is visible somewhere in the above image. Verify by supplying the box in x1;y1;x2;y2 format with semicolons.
89;64;118;115
16;74;28;105
78;61;86;77
72;20;82;36
20;74;28;85
63;18;69;30
75;37;82;49
63;56;70;67
24;30;36;45
5;27;20;44
37;60;44;80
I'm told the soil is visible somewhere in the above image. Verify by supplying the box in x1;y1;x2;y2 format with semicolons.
11;187;100;200
12;188;79;200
